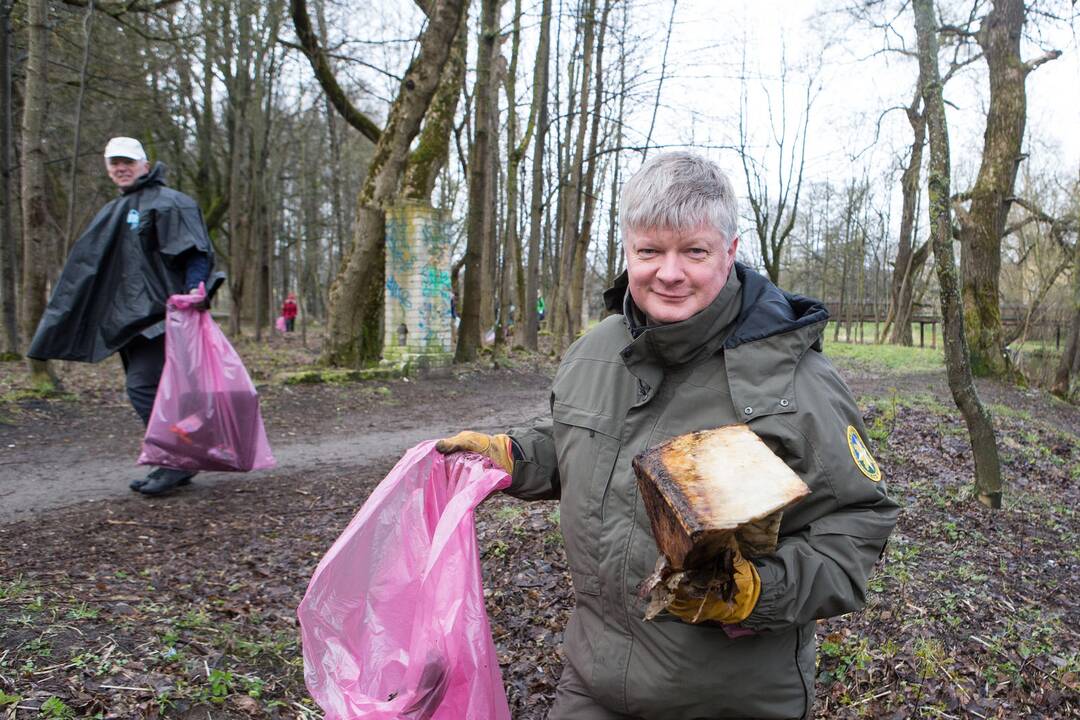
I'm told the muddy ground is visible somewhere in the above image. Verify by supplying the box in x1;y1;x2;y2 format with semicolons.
0;333;1077;719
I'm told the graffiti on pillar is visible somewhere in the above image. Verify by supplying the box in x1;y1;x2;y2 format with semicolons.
383;206;453;362
422;218;451;257
386;275;411;310
386;216;414;272
417;218;453;350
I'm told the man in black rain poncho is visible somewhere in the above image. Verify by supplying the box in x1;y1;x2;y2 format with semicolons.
28;137;213;496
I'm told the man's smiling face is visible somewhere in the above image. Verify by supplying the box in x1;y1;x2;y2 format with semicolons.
624;224;738;324
105;157;149;190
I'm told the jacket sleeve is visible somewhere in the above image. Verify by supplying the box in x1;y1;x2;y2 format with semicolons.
741;351;900;633
505;394;562;501
154;202;215;261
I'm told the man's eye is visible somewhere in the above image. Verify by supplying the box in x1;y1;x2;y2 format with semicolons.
686;248;708;257
638;248;658;257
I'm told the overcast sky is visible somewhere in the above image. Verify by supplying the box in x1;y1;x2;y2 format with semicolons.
633;0;1079;190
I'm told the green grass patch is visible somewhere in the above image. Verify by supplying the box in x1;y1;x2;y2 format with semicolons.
825;341;944;374
0;387;76;403
277;367;403;385
0;576;30;600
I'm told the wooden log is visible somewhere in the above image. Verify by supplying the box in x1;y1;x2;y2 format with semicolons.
632;424;811;571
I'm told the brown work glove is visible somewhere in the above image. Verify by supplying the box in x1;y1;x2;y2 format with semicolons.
435;431;514;474
734;511;783;557
666;541;762;625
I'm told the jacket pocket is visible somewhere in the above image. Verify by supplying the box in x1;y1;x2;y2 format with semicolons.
553;401;620;598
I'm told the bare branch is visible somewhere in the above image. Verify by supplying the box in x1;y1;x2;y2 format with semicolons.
290;0;382;143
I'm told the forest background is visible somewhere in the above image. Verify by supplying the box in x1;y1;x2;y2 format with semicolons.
0;0;1077;395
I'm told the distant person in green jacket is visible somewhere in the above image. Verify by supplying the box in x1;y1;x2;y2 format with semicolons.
438;151;899;719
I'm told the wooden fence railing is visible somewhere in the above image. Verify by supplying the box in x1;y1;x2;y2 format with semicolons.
823;302;1067;350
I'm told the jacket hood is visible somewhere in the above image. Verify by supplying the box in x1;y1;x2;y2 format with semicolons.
723;263;829;350
121;161;167;195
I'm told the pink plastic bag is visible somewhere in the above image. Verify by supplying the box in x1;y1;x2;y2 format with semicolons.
138;284;275;472
297;442;512;720
275;315;287;333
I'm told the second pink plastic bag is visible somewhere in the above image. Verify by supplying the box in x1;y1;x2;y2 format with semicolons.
139;285;275;472
298;442;512;720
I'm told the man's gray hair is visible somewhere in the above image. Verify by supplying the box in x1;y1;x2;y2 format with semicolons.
620;151;738;244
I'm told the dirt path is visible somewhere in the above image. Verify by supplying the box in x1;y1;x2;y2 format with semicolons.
1;357;1077;718
0;366;551;523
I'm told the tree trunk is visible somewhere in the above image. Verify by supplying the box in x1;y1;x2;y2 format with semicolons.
568;0;612;337
401;2;467;202
497;0;539;351
1051;225;1080;400
456;0;498;362
19;0;57;388
553;0;596;349
523;0;552;351
914;0;1002;509
0;0;18;355
64;0;94;252
889;87;929;346
319;0;466;366
958;0;1058;378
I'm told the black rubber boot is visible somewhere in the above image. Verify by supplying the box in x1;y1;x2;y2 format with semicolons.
130;467;165;492
139;468;196;496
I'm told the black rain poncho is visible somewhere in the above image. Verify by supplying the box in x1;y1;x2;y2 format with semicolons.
27;162;214;363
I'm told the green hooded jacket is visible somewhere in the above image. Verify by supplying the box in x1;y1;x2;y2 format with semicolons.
507;263;899;719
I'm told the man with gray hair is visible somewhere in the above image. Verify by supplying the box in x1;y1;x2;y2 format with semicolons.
28;137;214;496
438;151;898;718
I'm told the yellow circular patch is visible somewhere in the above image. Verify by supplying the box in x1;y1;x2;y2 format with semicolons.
846;425;882;482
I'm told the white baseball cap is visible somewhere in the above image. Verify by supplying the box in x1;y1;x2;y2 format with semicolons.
103;137;147;161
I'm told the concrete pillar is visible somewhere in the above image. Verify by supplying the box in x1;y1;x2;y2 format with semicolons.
382;201;453;368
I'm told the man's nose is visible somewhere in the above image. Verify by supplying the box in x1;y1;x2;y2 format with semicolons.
655;253;684;283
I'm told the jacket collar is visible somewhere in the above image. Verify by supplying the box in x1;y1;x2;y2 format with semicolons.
121;161;167;196
606;263;833;418
618;264;743;369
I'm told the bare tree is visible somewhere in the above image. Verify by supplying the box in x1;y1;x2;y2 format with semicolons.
0;0;17;355
950;0;1060;378
884;84;931;346
913;0;1002;509
20;0;58;388
523;0;553;350
737;48;813;285
457;0;499;362
292;0;467;366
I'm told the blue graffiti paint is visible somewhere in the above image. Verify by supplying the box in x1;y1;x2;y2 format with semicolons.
386;275;412;309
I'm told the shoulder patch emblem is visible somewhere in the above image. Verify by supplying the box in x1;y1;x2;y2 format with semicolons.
846;425;882;482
